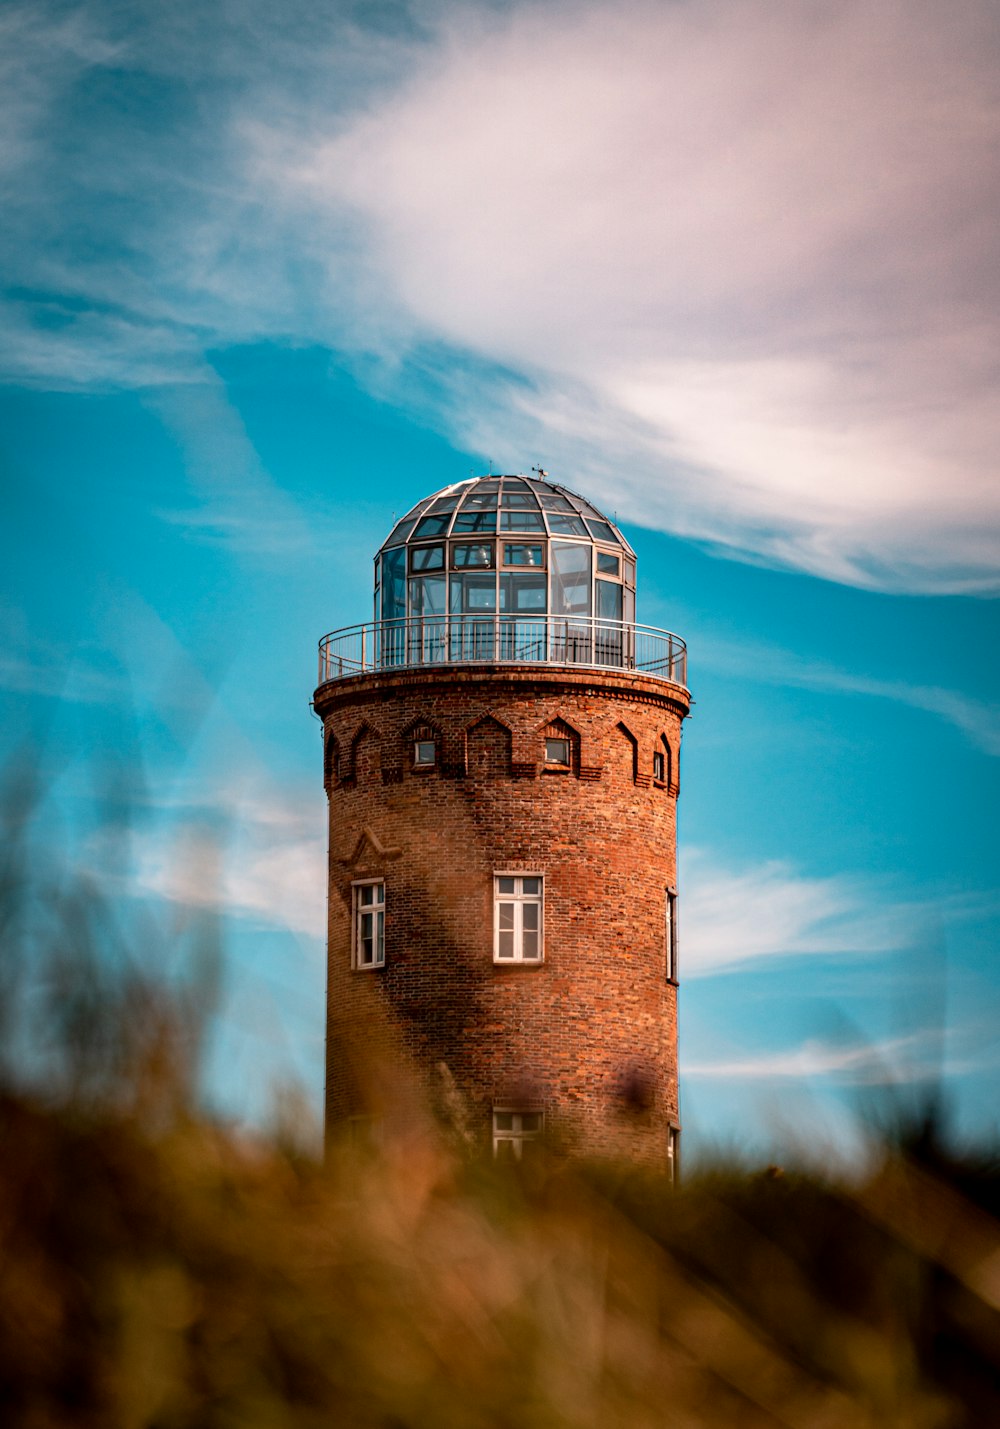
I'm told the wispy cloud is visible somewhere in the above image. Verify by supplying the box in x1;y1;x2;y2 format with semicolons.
3;0;1000;591
697;634;1000;757
680;850;926;977
685;1027;1000;1085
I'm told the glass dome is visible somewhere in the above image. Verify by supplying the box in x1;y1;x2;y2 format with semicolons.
374;474;637;631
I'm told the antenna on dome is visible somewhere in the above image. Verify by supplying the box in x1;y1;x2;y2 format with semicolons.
531;465;548;478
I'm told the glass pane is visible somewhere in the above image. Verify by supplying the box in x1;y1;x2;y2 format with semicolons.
413;513;452;538
360;885;376;906
538;494;574;511
498;903;515;930
500;573;547;612
546;513;589;537
503;544;544;567
450;573;497;613
521;877;541;895
521;927;539;958
494;1112;514;1131
452;542;494;568
410;544;444;572
462;492;498;510
500;492;538;508
497;930;515;958
522;904;539;931
520;1113;542;1133
545;737;569;764
429;495;459;513
376;910;384;955
500;510;545;532
409;576;447;616
384;518;416;547
596;580;623;620
551;542;592;617
453;509;497;532
624;558;636;586
495;1138;517;1159
585;518;618;544
415;741;435;764
497;877;516;894
381;547;406;621
597;551;620;575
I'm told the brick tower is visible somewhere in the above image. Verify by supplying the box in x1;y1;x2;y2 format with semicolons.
314;474;689;1168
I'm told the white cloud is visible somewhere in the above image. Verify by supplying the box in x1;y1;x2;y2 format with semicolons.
129;780;326;937
4;0;1000;591
679;850;922;977
297;0;1000;591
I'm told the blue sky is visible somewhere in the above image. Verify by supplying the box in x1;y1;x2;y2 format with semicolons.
3;0;999;1160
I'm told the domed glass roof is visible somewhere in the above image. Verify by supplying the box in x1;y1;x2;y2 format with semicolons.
375;474;636;629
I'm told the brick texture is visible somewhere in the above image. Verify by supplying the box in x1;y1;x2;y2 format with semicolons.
314;665;690;1166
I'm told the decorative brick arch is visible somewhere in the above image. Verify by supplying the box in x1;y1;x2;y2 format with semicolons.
614;721;639;785
346;721;381;785
323;729;340;793
465;714;512;780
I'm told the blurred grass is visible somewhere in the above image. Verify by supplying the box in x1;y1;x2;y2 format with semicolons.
3;767;1000;1427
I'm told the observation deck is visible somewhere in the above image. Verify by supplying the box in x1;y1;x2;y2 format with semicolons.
317;615;687;688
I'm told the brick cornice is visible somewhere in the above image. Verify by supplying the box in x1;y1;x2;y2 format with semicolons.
314;664;690;722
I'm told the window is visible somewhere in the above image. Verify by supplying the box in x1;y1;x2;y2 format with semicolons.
414;739;435;767
352;881;385;969
653;751;665;782
596;550;620;576
667;1124;680;1183
503;543;544;567
409;543;444;572
665;887;678;982
545;736;570;765
494;875;543;962
493;1109;543;1160
452;541;494;568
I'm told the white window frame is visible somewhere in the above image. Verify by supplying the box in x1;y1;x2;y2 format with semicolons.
667;1124;680;1183
653;750;665;782
544;736;570;766
493;873;544;963
413;738;436;767
352;879;385;969
666;886;678;982
492;1108;544;1160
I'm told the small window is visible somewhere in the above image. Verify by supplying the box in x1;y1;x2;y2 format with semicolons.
452;542;494;568
352;881;385;969
414;738;436;767
545;736;570;766
666;887;678;982
597;550;620;576
667;1125;680;1183
493;1109;543;1160
494;875;543;962
503;543;545;567
653;751;665;782
585;519;618;543
409;543;445;572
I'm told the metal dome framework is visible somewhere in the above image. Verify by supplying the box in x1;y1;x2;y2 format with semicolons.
375;474;636;630
317;474;687;687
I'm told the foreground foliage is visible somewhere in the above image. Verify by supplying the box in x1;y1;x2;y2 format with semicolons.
3;1067;1000;1428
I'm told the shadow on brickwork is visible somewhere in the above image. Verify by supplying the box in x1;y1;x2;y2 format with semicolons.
4;755;1000;1427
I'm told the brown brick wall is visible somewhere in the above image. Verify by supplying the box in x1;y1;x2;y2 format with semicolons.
314;665;689;1166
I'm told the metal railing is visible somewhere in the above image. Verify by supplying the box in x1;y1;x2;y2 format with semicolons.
317;616;687;687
